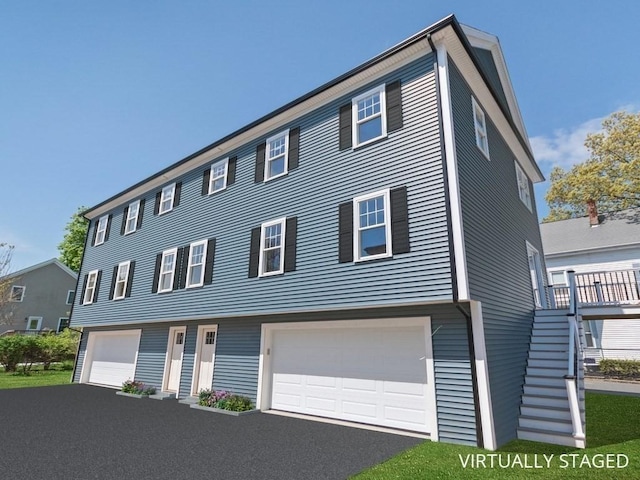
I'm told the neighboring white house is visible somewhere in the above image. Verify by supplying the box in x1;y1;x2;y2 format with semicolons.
540;207;640;363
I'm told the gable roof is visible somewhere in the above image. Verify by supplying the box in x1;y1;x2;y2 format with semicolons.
540;210;640;257
5;258;77;281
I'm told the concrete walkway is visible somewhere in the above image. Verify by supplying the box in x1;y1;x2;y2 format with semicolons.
585;377;640;396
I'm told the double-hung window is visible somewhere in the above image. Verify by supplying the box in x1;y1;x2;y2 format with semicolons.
472;97;489;159
158;248;177;293
66;290;75;305
159;184;176;215
514;161;532;211
354;189;392;261
209;158;229;194
259;218;286;276
124;200;140;234
265;131;289;181
352;85;387;147
10;285;25;302
113;261;131;300
83;270;99;305
95;215;109;245
186;240;207;288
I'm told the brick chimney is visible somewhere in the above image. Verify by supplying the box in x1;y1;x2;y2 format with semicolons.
587;199;600;227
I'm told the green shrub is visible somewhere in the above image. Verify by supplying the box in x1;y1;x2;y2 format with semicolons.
197;389;254;411
599;359;640;378
0;335;39;373
121;379;156;395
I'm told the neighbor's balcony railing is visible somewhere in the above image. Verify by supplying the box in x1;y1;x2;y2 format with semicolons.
548;269;640;309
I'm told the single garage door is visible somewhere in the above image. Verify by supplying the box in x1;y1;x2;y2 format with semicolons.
268;320;432;433
82;331;141;387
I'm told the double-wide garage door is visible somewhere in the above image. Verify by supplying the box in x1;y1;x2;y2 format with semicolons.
266;319;433;433
81;331;141;387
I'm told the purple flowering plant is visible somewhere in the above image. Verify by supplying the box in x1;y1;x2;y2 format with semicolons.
197;388;254;411
121;379;156;395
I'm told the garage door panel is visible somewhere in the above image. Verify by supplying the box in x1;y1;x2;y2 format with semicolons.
84;331;140;388
269;322;431;433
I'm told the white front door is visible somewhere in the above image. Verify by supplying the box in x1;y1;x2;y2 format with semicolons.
191;325;218;395
164;327;186;393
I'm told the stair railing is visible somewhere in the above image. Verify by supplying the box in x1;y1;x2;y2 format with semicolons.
565;270;585;442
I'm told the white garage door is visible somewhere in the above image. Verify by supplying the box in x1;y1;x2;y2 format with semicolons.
83;331;141;387
268;321;432;433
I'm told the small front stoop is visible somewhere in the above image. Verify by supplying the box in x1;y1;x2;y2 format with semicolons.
517;309;586;448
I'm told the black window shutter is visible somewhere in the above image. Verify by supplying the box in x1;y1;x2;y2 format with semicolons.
227;157;237;185
108;265;118;300
104;215;112;242
339;104;352;150
390;186;410;254
151;253;162;293
79;274;88;305
248;227;261;278
153;191;162;215
288;128;300;170
178;245;189;289
254;143;266;183
125;261;135;298
386;80;403;132
120;207;129;235
93;270;102;303
284;217;298;272
204;238;216;285
91;221;98;246
174;182;182;208
136;199;145;230
173;247;184;291
338;202;354;263
202;169;211;196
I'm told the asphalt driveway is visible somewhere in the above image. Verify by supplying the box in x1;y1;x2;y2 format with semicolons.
0;384;422;480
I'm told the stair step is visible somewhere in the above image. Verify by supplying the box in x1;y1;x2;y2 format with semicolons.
533;322;569;330
525;375;566;388
530;335;569;344
518;415;573;433
528;358;568;369
520;405;572;421
521;394;571;409
526;366;567;377
178;396;198;405
528;350;568;360
530;342;569;351
524;384;568;397
534;309;570;318
517;427;585;448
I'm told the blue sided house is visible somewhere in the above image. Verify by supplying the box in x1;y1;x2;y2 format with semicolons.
70;15;587;450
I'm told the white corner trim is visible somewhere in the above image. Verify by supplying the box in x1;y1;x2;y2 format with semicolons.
436;42;470;301
469;301;497;451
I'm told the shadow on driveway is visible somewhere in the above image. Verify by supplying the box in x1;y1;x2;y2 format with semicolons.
0;384;423;480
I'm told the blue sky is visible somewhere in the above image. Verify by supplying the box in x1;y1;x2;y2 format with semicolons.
2;1;639;270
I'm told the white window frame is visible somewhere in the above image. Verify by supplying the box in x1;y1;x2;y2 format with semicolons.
186;240;208;288
583;320;597;348
472;96;490;160
514;161;532;211
124;200;141;235
258;217;287;277
94;215;109;245
353;188;392;262
57;317;70;333
10;285;25;302
159;184;176;215
26;316;42;331
208;158;229;194
66;290;75;305
113;261;131;300
83;270;99;305
158;248;178;293
549;271;567;287
264;130;289;182
352;84;387;148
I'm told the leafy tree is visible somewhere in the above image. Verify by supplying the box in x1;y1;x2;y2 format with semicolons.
58;206;89;272
544;111;640;222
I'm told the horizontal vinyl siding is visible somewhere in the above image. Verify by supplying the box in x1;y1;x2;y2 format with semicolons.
134;324;170;388
449;58;543;447
73;332;89;383
71;54;452;328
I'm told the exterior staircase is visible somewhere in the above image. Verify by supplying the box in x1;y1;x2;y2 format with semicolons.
517;308;586;448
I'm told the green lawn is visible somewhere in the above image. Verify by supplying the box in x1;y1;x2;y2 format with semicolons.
0;365;73;389
353;392;640;479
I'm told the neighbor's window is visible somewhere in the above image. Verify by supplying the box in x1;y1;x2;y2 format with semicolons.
583;320;596;348
158;248;177;293
186;240;207;288
10;285;25;302
95;215;109;245
352;85;387;147
159;184;176;215
57;318;70;333
354;189;392;261
113;261;131;300
66;290;75;305
124;200;140;234
264;131;289;181
472;97;489;159
83;270;99;304
209;158;229;194
515;161;532;211
26;316;42;331
549;271;567;286
259;218;286;276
